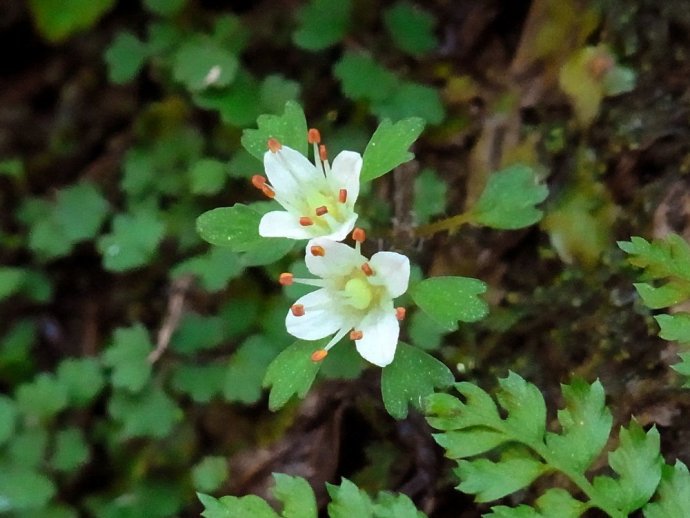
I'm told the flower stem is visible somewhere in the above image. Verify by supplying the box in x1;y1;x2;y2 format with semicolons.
414;212;473;238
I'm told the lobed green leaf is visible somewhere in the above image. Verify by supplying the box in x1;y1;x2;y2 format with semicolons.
241;101;308;161
360;118;425;182
410;276;488;331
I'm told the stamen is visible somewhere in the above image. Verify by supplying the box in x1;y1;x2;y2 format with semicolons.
267;138;282;152
315;205;328;216
352;228;366;243
260;184;275;199
310;245;325;257
291;304;305;317
299;216;314;226
338;189;347;203
251;175;266;189
361;263;374;276
279;273;294;286
308;128;321;144
311;349;328;362
350;330;363;341
396;307;406;321
319;144;328;162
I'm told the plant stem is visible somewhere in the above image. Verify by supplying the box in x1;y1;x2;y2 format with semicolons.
414;212;473;238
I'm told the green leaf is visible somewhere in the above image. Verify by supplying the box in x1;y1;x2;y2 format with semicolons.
27;0;115;42
173;39;239;91
192;456;229;493
672;352;690;385
381;342;454;419
259;75;301;114
196;204;264;250
360;118;425;182
50;427;90;472
456;456;547;502
105;31;149;83
240;238;296;266
0;467;56;511
241;101;308;161
272;473;318;518
102;324;152;393
383;1;438;55
293;0;352;51
98;210;166;272
469;164;548;229
433;428;507;459
592;421;663;514
108;385;182;438
496;372;547;444
656;313;690;343
372;82;445;125
327;478;374;518
194;70;262;127
373;492;426;518
635;282;687;309
55;182;109;241
426;383;502;432
189;158;228;195
619;234;690;281
144;0;185;16
0;267;26;301
333;53;399;102
15;373;69;419
643;461;690;518
410;276;488;331
170;313;225;355
7;427;48;467
198;493;279;518
173;247;244;292
545;379;612;473
171;364;224;403
0;396;17;446
414;168;447;225
56;357;105;406
223;335;281;404
534;488;587;517
262;339;324;411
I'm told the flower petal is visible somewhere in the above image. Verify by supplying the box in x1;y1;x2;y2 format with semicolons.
285;289;345;340
321;211;358;242
259;211;313;239
305;238;362;278
329;150;362;205
264;145;318;199
369;251;410;298
354;305;399;367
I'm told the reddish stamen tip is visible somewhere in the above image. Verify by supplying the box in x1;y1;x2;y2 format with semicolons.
315;205;328;216
251;174;266;189
299;216;314;226
338;188;347;203
310;245;325;257
279;273;294;286
350;330;363;341
308;128;321;144
311;349;328;362
361;263;374;276
291;304;305;317
319;144;328;161
396;307;406;321
352;227;366;243
267;138;282;152
261;184;275;199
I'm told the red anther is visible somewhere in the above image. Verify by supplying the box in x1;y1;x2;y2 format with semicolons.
311;349;328;362
267;138;282;152
319;144;328;161
338;188;347;203
291;304;305;317
279;273;294;286
395;307;406;321
352;227;366;243
308;128;321;144
315;205;328;216
310;245;325;257
361;263;374;276
350;330;363;341
261;184;275;199
588;54;614;79
299;216;314;226
251;174;266;189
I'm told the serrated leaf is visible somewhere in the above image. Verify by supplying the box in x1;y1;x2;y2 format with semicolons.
0;467;56;510
485;505;539;518
410;276;488;331
545;378;612;473
173;39;238;91
272;474;317;518
327;478;374;518
241;101;308;161
108;385;182;438
381;342;454;419
259;74;301;114
496;372;547;445
27;0;115;42
50;427;90;472
619;234;690;282
102;324;152;392
198;493;279;518
293;0;352;51
634;282;687;309
360;118;425;182
105;31;149;83
457;456;547;502
655;313;690;343
15;373;69;419
643;460;690;518
383;1;438;55
223;335;281;404
469;164;548;229
425;383;502;431
97;210;166;272
262;339;324;411
672;352;690;384
373;492;426;518
372;82;445;125
487;489;585;518
192;456;229;493
433;428;507;459
333;52;399;102
170;364;225;403
172;246;244;292
56;357;105;406
170;313;225;355
592;421;662;514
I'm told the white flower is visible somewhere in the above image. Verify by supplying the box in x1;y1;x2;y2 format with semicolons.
252;130;361;242
280;231;410;367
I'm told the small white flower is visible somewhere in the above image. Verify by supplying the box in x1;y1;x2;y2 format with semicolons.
252;129;361;242
280;231;410;367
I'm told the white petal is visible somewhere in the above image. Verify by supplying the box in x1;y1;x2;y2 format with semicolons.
259;211;313;239
369;251;410;298
264;145;318;199
305;238;362;279
321;211;358;242
329;151;361;205
354;305;399;367
285;289;345;340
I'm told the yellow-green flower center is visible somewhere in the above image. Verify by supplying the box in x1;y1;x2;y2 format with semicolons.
344;278;373;310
